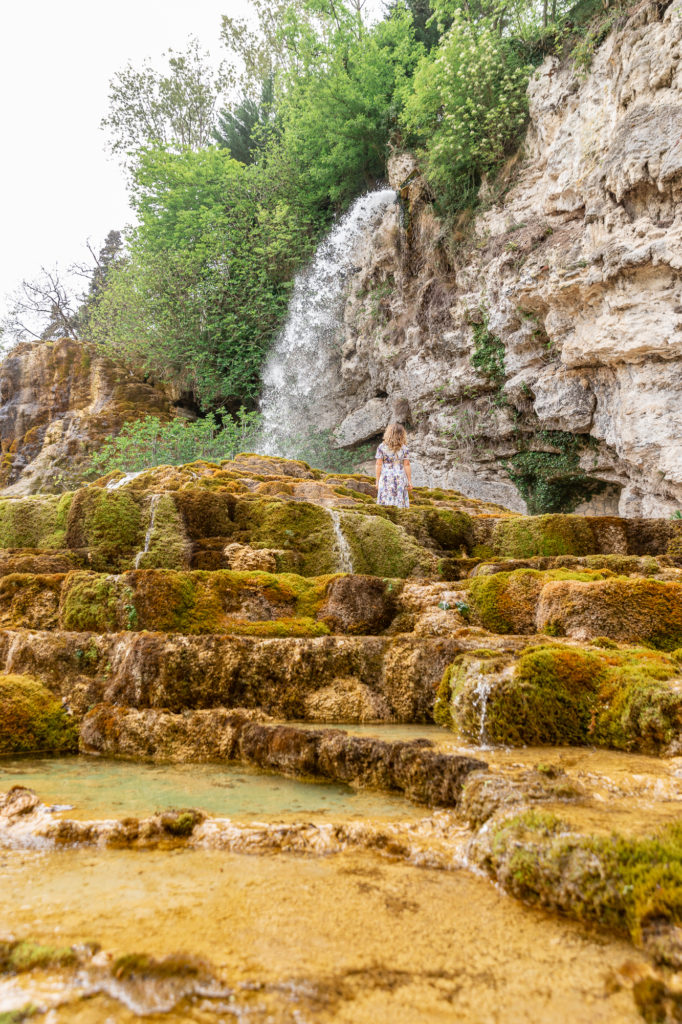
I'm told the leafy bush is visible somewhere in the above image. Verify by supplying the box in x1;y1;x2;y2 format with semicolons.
402;12;532;212
89;409;262;476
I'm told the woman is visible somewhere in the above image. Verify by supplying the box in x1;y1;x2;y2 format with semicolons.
375;423;412;508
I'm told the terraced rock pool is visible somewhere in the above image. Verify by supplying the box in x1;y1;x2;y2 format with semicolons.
0;754;426;822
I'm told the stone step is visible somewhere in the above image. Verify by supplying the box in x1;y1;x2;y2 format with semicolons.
460;567;682;647
436;642;682;756
2;482;680;578
0;628;464;723
79;707;487;808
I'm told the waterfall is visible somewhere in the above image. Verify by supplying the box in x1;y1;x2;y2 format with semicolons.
258;188;397;457
473;677;492;745
328;510;354;574
134;494;161;569
107;470;144;491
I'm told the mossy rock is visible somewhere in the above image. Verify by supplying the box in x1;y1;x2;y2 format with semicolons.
60;568;334;635
65;488;143;569
0;494;73;550
172;490;236;539
483;810;682;966
0;939;77;974
537;578;682;650
60;572;138;632
0;675;78;754
0;573;64;629
466;567;614;635
491;515;598;558
134;494;190;570
340;510;437;577
439;644;682;753
395;508;473;552
233;498;338;575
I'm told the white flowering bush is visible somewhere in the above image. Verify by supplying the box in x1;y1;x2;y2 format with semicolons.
402;13;531;211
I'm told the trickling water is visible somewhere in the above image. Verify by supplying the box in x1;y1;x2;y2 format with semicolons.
134;494;161;570
106;470;144;491
472;678;492;744
258;188;397;457
328;509;354;573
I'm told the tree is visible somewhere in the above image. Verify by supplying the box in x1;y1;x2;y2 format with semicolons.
86;147;320;406
2;266;82;343
213;75;277;164
101;37;233;161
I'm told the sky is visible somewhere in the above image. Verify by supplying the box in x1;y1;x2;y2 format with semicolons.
0;0;386;333
0;0;251;325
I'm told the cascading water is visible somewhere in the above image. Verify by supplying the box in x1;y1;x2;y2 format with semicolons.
258;188;397;457
134;494;161;570
328;509;354;574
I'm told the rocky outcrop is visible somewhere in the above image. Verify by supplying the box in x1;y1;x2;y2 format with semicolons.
0;337;174;494
80;708;486;806
331;0;682;517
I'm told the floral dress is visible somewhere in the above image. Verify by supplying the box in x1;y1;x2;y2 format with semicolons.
376;443;410;508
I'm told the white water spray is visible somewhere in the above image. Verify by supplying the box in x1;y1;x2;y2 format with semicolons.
328;509;354;574
107;471;144;491
258;189;397;457
134;494;161;570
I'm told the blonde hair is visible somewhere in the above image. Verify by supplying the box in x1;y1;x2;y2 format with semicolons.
383;422;407;452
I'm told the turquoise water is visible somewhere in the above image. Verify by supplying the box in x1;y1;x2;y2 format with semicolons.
0;755;424;822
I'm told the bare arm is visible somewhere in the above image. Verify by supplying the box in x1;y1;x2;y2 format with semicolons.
404;457;413;490
375;458;382;488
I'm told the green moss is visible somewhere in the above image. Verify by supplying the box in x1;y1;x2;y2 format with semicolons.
234;498;338;576
60;572;135;632
467;567;612;634
159;808;205;837
134;494;189;570
0;675;78;754
491;514;596;558
0;573;64;629
0;495;73;550
540;577;682;651
444;644;682;752
340;511;436;577
65;488;143;569
224;617;330;637
488;811;682;959
0;940;76;974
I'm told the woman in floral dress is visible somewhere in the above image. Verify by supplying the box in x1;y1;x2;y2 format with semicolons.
375;423;412;508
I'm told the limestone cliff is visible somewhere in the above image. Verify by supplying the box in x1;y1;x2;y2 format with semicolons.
333;0;682;517
0;337;173;494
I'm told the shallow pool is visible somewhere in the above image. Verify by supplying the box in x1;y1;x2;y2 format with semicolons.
0;754;424;822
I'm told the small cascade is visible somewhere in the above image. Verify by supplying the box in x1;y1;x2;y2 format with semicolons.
134;494;161;570
258;188;397;457
472;677;492;745
106;470;144;491
328;509;354;574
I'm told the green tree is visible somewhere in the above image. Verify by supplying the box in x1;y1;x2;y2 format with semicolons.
213;75;277;164
87;147;319;406
101;37;233;161
402;11;531;211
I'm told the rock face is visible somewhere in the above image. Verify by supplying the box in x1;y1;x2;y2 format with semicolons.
0;337;173;494
330;0;682;516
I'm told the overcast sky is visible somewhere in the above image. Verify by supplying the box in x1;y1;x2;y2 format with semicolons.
1;0;385;330
0;0;251;322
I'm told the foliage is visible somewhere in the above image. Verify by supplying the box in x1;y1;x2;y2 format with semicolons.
279;427;375;473
86;147;320;404
402;11;532;212
503;431;604;514
471;312;506;394
101;37;233;160
89;410;263;476
265;4;423;212
213;75;277;164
